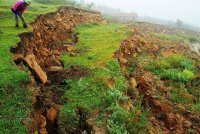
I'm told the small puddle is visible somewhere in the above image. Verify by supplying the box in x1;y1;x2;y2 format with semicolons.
189;42;200;54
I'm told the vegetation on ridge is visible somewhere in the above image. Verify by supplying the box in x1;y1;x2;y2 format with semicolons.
60;24;150;133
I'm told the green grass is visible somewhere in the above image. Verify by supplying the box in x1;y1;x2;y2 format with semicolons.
146;54;196;83
60;24;149;133
151;32;199;43
0;1;59;133
187;78;200;113
145;54;199;113
59;61;149;133
62;23;130;67
165;81;200;114
145;54;198;111
192;100;200;113
59;61;128;132
169;84;193;105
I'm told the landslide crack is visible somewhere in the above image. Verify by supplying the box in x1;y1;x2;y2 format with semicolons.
10;6;105;134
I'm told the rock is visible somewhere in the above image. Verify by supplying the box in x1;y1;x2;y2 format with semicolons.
105;77;115;88
138;72;154;94
177;105;187;113
165;113;177;127
36;32;41;37
87;119;106;134
152;44;159;51
123;99;134;111
66;45;75;52
157;85;167;92
63;45;75;52
40;50;48;57
52;59;62;66
148;129;155;134
191;115;200;123
48;66;63;72
13;54;24;61
69;52;76;57
136;47;142;53
52;50;60;56
124;49;131;54
62;23;71;30
93;127;106;134
132;53;137;58
151;95;159;99
131;78;137;89
24;54;48;84
118;56;128;64
40;115;46;128
184;121;192;128
38;47;49;57
46;107;58;125
39;128;48;134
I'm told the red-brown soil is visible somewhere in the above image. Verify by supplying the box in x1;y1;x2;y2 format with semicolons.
117;25;200;134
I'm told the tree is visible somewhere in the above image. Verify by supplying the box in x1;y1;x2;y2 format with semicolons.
175;19;183;28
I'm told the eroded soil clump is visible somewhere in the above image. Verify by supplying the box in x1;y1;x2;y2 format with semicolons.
117;25;200;133
11;6;105;134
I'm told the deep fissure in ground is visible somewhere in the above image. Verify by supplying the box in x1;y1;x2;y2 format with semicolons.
11;6;105;134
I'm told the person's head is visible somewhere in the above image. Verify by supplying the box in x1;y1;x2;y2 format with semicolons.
25;1;31;6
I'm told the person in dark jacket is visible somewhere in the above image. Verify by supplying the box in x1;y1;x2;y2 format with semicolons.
11;0;30;28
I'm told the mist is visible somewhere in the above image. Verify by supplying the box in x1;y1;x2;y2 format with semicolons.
84;0;200;27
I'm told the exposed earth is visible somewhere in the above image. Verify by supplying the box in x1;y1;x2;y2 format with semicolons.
117;24;200;133
1;3;200;134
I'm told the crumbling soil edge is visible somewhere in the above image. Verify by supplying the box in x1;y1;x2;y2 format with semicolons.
10;6;105;134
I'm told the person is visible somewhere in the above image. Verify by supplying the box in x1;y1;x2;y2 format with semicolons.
11;0;30;28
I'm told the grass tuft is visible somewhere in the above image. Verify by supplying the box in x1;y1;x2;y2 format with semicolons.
146;54;196;82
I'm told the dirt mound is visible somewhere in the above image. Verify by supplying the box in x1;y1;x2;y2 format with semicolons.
117;25;200;134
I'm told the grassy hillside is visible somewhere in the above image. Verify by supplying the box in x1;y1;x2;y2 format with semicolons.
62;24;130;66
60;23;150;133
1;0;200;134
0;1;58;133
1;1;142;133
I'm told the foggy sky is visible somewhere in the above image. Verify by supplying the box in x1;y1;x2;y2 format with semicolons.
86;0;199;26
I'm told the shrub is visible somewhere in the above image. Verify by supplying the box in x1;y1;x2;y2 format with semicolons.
146;55;196;82
107;119;129;134
59;60;150;133
170;85;193;105
192;100;200;113
59;60;129;133
189;36;199;43
182;69;195;80
107;102;149;134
